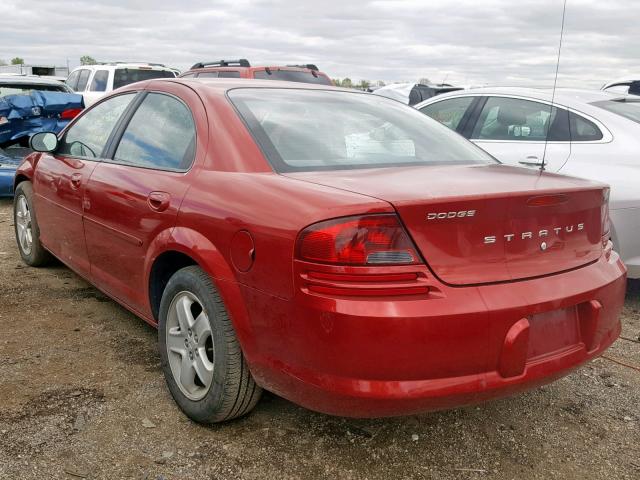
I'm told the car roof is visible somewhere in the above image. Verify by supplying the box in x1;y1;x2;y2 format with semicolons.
143;77;352;94
71;63;174;72
421;86;623;106
0;74;67;86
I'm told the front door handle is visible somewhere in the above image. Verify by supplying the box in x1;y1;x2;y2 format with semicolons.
147;191;171;212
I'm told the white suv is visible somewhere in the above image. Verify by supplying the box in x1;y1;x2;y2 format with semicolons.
65;63;177;106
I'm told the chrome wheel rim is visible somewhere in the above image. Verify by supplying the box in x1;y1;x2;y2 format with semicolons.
15;195;33;256
166;291;215;401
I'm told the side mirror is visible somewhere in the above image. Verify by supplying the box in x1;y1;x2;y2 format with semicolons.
30;132;59;153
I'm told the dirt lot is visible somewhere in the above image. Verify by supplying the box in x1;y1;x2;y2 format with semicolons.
0;198;638;480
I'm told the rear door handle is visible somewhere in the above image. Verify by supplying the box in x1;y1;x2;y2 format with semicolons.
70;172;82;189
519;156;543;167
147;191;171;212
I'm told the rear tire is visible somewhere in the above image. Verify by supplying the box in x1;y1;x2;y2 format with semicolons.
158;265;262;423
14;181;52;267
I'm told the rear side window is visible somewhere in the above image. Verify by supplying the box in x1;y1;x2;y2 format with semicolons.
113;93;196;171
89;70;109;92
59;93;135;158
570;113;603;141
419;97;475;130
197;72;218;78
471;97;571;142
253;69;332;85
75;69;91;92
113;69;175;89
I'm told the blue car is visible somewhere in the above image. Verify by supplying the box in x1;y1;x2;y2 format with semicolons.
0;75;84;196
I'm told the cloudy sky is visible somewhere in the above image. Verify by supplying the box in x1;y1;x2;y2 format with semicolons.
1;0;638;87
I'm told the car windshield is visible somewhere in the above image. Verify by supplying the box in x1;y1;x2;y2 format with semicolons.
113;68;175;89
229;88;496;172
253;69;333;85
592;99;640;124
0;83;66;97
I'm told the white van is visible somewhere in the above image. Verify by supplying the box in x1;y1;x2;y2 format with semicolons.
65;63;178;106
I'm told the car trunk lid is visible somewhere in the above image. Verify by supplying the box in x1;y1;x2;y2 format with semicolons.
285;164;605;285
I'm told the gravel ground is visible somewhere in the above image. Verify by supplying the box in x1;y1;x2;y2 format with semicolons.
0;197;638;480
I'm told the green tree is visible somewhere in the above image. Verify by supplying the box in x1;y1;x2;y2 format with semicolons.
80;55;97;66
358;80;371;91
340;77;353;88
11;57;24;65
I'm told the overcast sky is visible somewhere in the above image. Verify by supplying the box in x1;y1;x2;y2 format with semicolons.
1;0;638;87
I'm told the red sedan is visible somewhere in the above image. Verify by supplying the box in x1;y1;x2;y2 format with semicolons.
14;79;626;423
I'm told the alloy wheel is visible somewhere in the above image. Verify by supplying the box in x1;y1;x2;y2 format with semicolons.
166;291;215;401
15;195;33;256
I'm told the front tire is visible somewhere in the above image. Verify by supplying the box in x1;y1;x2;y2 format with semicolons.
158;266;262;423
14;181;51;266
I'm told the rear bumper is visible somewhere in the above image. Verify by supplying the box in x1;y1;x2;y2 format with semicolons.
242;249;626;418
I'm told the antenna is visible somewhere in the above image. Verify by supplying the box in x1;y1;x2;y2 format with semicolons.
541;0;568;173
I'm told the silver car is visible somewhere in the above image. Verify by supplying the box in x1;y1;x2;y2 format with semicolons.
416;87;640;279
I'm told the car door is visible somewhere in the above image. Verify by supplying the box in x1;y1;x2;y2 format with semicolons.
83;83;205;315
467;96;571;172
33;93;136;277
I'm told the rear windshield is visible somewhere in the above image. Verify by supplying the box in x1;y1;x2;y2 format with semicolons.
592;99;640;124
113;68;175;89
229;88;495;172
0;83;67;97
253;69;332;85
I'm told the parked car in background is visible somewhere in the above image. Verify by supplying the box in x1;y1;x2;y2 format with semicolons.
416;87;640;279
179;59;333;85
373;82;463;105
14;78;624;423
66;62;177;106
602;76;640;95
1;75;83;196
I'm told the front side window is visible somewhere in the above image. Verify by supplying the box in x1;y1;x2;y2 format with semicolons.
75;69;91;92
65;70;80;90
471;97;570;142
58;93;135;158
90;70;109;92
229;88;495;172
419;97;475;131
113;93;196;171
113;68;175;89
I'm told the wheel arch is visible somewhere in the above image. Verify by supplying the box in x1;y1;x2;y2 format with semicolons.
145;226;259;361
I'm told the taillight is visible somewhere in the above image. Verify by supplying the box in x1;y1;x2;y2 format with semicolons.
60;108;82;120
296;214;421;266
601;187;610;240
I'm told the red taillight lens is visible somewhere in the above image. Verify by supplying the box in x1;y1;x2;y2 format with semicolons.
601;187;610;240
296;214;421;266
60;108;82;120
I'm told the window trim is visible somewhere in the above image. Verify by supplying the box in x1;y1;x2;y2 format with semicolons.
56;91;141;163
427;93;612;144
102;91;198;173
